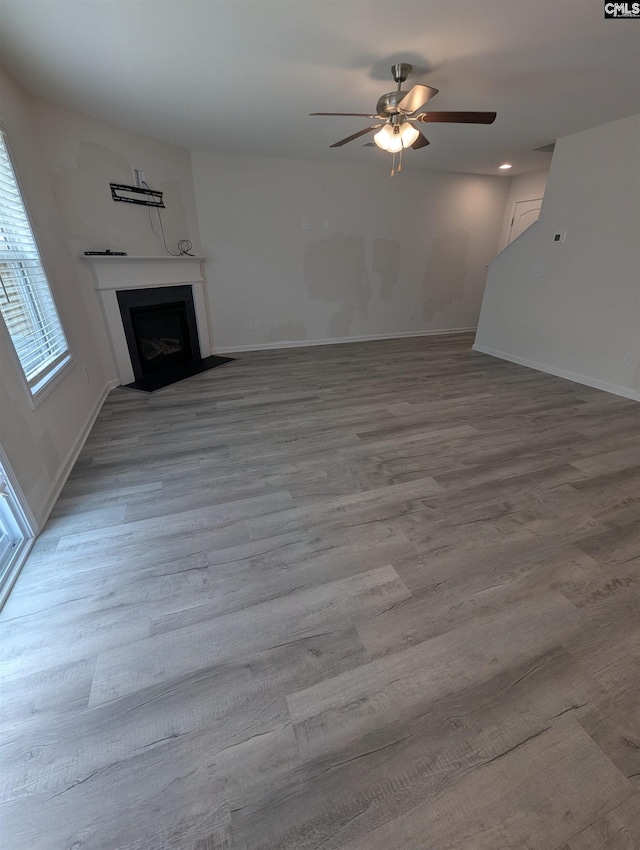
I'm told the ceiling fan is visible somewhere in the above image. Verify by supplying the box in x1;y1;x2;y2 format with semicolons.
310;63;496;175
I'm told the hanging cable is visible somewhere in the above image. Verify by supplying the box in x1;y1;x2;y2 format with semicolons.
141;180;194;256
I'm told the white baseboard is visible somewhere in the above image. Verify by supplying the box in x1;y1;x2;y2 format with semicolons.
33;381;117;530
215;327;477;355
472;344;640;402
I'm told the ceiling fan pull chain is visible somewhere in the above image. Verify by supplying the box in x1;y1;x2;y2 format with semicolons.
398;147;403;174
391;150;396;178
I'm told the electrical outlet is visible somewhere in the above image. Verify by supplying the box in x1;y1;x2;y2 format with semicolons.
243;320;252;331
530;264;544;277
302;218;309;230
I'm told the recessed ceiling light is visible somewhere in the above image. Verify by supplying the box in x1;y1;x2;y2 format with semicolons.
499;162;513;170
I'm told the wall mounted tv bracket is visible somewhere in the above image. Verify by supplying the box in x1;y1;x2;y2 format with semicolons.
110;183;165;207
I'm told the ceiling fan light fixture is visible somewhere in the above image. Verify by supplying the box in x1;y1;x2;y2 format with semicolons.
385;128;404;153
399;122;420;148
373;124;395;150
374;121;419;153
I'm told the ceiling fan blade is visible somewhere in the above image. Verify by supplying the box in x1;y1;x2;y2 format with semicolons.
411;130;430;150
330;125;381;148
416;111;497;124
310;112;377;118
397;84;439;114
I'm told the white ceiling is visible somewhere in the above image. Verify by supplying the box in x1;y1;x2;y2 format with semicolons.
0;0;639;175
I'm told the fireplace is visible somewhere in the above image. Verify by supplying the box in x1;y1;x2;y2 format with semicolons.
84;257;232;393
117;285;200;381
84;255;216;387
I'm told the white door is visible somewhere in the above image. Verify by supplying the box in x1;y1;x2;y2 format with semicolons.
509;198;543;244
0;495;17;564
0;459;33;609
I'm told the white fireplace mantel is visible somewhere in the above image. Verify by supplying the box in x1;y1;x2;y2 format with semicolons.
83;255;212;386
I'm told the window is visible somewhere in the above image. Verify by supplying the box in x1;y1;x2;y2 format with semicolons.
0;131;71;399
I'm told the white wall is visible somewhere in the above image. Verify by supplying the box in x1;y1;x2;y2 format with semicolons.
31;96;202;383
191;152;509;351
0;68;109;526
497;167;550;251
0;71;204;526
475;114;640;400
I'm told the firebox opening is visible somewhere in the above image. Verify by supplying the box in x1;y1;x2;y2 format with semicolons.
130;301;193;375
117;285;200;384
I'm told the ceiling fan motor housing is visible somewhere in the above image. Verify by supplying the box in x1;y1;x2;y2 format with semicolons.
376;63;414;116
376;91;411;117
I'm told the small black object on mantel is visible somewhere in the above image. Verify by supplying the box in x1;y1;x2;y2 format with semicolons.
84;250;128;256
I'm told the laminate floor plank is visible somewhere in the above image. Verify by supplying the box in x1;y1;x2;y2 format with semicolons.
150;536;416;635
2;334;640;849
0;656;95;734
232;648;602;850
288;594;580;759
578;689;640;784
89;564;409;707
358;542;604;658
560;793;640;848
0;602;152;678
336;721;631;850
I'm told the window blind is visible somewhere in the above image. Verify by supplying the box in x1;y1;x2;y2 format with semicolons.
0;132;70;395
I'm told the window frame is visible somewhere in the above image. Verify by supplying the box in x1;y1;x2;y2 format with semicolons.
0;126;73;408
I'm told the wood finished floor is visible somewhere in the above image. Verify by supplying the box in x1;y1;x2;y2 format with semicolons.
2;333;640;850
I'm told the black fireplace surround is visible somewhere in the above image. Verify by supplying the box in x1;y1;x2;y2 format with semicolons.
117;285;200;382
115;285;233;392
